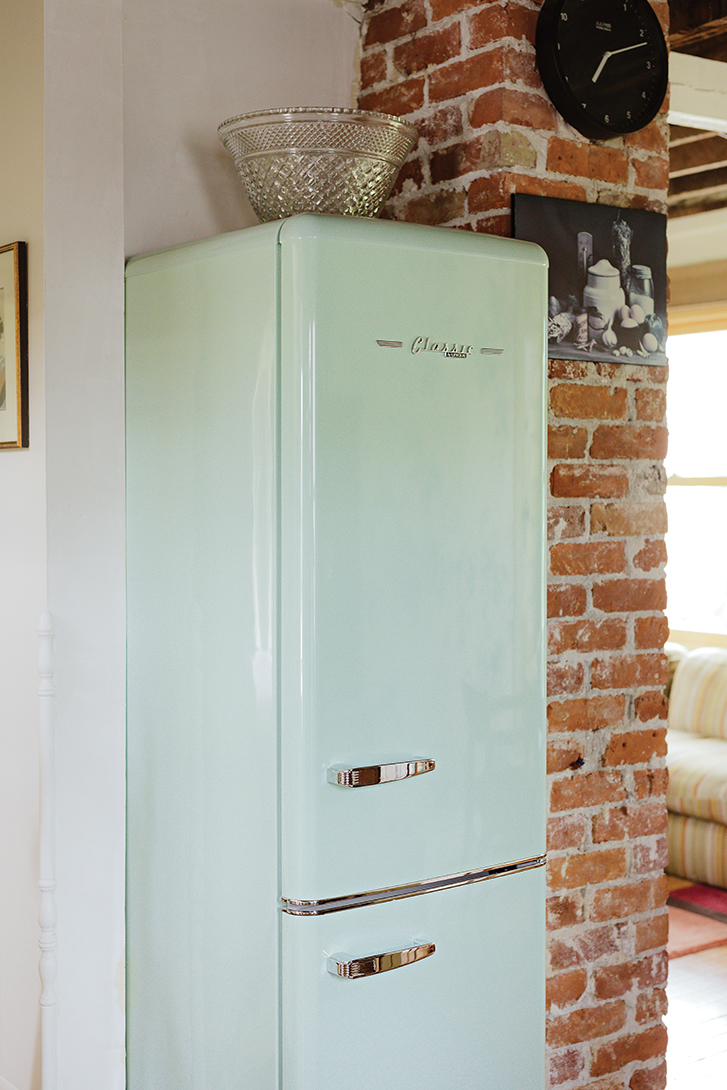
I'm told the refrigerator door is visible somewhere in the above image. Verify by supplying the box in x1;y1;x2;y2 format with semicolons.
282;865;546;1090
279;217;547;902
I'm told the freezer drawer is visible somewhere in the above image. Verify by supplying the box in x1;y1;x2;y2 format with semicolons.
281;864;546;1090
279;221;547;900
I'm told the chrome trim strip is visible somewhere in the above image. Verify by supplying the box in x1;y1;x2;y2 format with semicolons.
480;347;504;354
327;758;435;788
328;942;435;979
376;339;403;348
281;855;546;916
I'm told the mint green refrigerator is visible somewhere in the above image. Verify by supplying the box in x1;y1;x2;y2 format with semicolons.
125;215;547;1089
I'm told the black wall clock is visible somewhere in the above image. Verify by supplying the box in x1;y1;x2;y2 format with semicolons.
535;0;668;141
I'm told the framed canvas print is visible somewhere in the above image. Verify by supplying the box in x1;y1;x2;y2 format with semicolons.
512;194;667;366
0;241;29;448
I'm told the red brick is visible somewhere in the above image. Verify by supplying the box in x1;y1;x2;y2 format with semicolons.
359;76;425;117
547;891;585;929
468;170;587;214
591;1024;668;1077
360;50;387;91
634;836;669;874
469;3;537;48
634;690;668;722
591;654;668;691
548;360;591;380
625;120;667;153
469;87;559;130
431;129;536;182
430;0;480;18
630;1060;667;1090
590;424;668;460
393;22;461;76
466;3;507;45
551;541;626;576
550;770;626;812
634;155;670;190
548;360;590;380
548;695;625;733
547;136;590;178
417;104;463;146
548;847;627;890
636;987;668;1023
633;768;668;800
364;0;427;47
634;540;667;572
430;51;503;102
549;1047;586;1086
577;924;622;963
635;616;669;650
547;968;588;1010
591;502;667;536
592;802;667;843
550;383;628;421
392;186;466;225
589;144;630;185
548;739;585;774
635;910;668;953
472;211;510;236
389;157;424;197
547;1000;626;1048
594;953;667;999
503;45;540;89
551;464;629;499
606;728;667;771
547;659;585;697
548;504;586;540
548;424;588;458
591;875;668;921
548;813;587;851
584;1075;624;1090
548;617;626;655
548;583;587;618
635;388;666;422
592;577;667;613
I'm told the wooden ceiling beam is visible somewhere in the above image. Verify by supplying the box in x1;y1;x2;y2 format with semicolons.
669;0;727;37
670;133;727;175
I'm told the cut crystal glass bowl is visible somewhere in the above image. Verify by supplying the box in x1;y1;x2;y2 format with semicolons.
218;107;418;222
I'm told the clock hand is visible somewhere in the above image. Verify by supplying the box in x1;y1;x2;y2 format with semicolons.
592;51;611;84
592;40;648;83
610;40;648;57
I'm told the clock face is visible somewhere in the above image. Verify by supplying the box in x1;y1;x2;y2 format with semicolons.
536;0;668;140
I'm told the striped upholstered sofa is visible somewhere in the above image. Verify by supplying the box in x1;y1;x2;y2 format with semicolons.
667;646;727;889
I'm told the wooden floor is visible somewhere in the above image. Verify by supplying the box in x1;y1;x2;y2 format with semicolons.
666;942;727;1089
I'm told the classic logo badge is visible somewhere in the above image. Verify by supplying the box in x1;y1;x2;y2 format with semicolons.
411;336;474;358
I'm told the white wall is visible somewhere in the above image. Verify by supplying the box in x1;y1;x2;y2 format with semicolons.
668;207;727;268
0;2;46;1088
123;0;363;255
41;2;359;1088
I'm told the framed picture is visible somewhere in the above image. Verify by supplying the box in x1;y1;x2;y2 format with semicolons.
512;194;667;366
0;241;29;448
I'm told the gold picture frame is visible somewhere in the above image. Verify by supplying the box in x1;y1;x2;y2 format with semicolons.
0;241;29;449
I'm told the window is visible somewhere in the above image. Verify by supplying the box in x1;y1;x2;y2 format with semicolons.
665;330;727;639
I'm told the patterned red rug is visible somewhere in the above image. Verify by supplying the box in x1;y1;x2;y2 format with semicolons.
667;883;727;958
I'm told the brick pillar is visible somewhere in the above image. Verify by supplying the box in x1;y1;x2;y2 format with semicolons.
358;4;671;1089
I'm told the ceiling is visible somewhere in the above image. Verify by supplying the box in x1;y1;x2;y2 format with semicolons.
669;0;727;217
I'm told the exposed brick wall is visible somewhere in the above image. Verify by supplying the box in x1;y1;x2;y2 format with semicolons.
357;3;671;1089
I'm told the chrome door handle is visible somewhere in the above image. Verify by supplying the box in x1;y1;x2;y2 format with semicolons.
327;759;435;788
328;943;435;979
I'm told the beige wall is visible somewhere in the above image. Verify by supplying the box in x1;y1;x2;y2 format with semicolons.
0;2;45;1089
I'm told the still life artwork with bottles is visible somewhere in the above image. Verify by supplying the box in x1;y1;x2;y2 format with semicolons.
512;193;667;365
